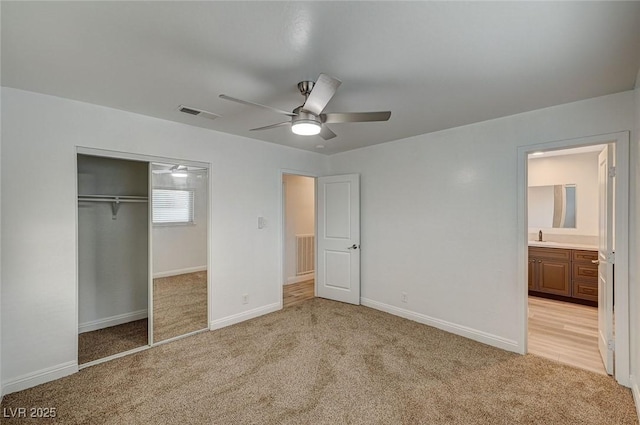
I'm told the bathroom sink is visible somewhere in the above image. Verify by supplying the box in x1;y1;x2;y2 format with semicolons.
528;240;569;249
528;240;598;250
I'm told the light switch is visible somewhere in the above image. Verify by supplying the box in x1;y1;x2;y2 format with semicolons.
258;216;266;229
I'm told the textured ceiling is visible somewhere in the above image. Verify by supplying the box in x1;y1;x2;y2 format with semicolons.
2;1;639;155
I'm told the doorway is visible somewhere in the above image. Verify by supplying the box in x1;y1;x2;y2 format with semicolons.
526;144;606;374
282;174;316;308
518;132;630;386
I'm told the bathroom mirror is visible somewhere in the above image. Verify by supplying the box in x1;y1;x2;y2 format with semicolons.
151;162;209;343
528;184;576;229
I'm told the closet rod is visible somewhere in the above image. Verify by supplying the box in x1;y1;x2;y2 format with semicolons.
78;194;148;201
77;198;148;203
78;196;148;220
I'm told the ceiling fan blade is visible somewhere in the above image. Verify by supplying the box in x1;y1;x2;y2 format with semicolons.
319;125;337;140
219;94;296;117
301;73;342;115
321;111;391;124
250;122;291;131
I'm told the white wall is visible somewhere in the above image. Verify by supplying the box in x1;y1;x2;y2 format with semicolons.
152;170;208;277
283;175;315;284
0;88;328;393
528;152;599;237
329;91;636;354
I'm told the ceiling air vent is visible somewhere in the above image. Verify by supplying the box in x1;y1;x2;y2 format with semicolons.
177;105;220;121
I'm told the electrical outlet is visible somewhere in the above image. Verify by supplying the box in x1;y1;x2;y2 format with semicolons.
401;292;408;303
242;293;249;304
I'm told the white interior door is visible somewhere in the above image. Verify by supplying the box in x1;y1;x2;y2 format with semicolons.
597;144;614;375
316;174;360;305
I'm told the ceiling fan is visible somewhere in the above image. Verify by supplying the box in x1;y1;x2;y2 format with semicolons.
152;165;206;177
219;73;391;140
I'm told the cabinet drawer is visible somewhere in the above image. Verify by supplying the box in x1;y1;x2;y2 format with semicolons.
573;281;598;302
528;247;571;261
573;250;598;263
573;263;598;281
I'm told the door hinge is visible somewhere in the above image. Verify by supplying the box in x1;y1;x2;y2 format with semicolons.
608;339;615;351
608;166;616;178
608;252;615;264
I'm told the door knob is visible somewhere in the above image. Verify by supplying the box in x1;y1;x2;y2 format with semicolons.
347;244;359;250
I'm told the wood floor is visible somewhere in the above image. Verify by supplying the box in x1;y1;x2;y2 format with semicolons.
283;279;315;308
528;296;606;375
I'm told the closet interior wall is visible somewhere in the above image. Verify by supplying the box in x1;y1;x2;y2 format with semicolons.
77;155;149;352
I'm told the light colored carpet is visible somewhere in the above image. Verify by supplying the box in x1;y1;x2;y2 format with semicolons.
4;298;637;424
153;271;208;342
77;271;207;363
78;319;148;365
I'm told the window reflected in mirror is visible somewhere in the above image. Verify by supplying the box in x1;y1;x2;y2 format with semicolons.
528;184;576;229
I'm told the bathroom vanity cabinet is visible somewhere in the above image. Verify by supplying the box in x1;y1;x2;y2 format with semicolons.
528;246;598;305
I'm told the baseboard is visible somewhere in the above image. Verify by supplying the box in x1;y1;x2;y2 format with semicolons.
210;302;281;331
631;375;640;422
2;361;77;395
78;309;148;334
285;273;315;285
153;265;207;279
361;298;519;353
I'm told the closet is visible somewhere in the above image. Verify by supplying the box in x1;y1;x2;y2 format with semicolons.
77;154;150;364
77;152;210;365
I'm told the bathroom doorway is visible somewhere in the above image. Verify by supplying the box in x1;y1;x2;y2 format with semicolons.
518;132;630;386
527;145;605;373
282;173;316;308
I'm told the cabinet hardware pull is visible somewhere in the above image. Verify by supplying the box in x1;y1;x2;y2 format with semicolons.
591;260;600;265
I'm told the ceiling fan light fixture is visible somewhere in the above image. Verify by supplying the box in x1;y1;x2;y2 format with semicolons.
171;165;188;177
291;120;321;136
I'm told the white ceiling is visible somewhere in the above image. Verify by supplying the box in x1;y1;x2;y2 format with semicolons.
2;2;639;155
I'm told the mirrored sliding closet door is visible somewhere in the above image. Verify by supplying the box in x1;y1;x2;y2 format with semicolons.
151;162;209;343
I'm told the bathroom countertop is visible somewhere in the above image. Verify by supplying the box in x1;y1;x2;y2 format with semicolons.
528;240;598;251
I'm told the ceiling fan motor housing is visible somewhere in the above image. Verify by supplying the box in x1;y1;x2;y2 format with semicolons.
292;106;321;125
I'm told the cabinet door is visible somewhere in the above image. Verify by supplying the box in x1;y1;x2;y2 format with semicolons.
538;260;571;296
528;259;536;290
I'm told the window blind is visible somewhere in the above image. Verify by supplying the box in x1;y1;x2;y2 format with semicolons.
152;189;194;224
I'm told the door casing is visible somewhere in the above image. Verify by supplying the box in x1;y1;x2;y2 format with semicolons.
516;131;630;387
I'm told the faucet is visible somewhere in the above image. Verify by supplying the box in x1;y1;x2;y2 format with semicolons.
538;230;543;242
